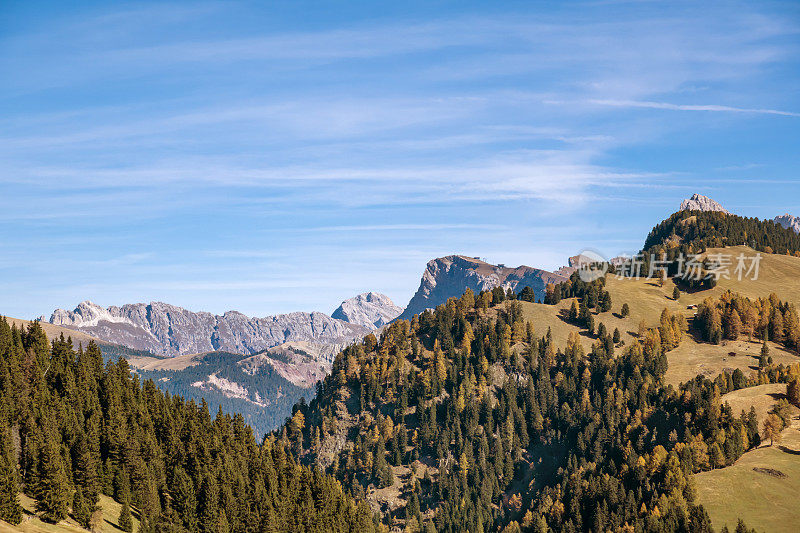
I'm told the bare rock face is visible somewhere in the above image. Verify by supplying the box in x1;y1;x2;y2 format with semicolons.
679;194;728;213
332;292;402;328
398;255;567;321
47;300;369;357
775;213;800;234
238;340;343;388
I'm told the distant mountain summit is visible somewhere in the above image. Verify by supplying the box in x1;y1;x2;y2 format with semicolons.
331;292;402;328
775;213;800;234
46;300;369;357
679;193;728;213
398;255;566;321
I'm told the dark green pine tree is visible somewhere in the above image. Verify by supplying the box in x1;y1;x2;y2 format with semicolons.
0;429;22;525
74;434;100;511
72;488;92;528
118;497;133;533
33;431;70;523
198;475;220;533
172;466;198;532
600;291;613;312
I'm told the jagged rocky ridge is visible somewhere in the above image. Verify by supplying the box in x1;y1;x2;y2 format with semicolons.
679;193;728;213
331;292;402;328
46;300;369;357
775;213;800;234
397;255;567;321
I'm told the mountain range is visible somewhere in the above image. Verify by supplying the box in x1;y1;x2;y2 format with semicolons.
8;196;800;533
43;259;568;359
45;299;373;357
28;192;800;436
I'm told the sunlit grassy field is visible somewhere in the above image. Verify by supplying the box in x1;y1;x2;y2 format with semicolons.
695;385;800;533
512;246;800;386
0;494;139;533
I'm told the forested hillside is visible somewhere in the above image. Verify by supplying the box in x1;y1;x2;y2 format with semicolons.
133;350;314;437
288;286;781;531
643;211;800;259
0;318;377;532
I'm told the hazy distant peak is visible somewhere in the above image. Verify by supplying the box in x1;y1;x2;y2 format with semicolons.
332;292;402;329
46;300;368;357
775;213;800;233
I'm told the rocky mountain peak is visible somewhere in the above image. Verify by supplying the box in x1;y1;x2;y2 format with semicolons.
397;255;566;321
775;213;800;234
331;292;402;329
679;193;728;213
49;300;133;328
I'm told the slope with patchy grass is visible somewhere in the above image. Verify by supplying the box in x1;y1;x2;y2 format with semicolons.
0;494;139;533
695;385;800;533
510;246;800;386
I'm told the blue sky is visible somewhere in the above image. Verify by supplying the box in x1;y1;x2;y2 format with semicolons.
1;0;799;320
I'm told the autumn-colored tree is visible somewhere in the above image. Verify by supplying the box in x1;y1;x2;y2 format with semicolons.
744;308;758;342
787;378;800;408
725;308;742;340
638;319;648;338
762;413;783;446
771;310;785;343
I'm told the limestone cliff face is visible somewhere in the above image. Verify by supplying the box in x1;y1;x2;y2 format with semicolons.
775;213;800;234
679;193;728;213
47;300;369;357
331;292;402;328
397;255;567;321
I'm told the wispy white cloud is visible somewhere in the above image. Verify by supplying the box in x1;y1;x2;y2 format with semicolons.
2;1;798;319
588;99;800;117
303;223;507;232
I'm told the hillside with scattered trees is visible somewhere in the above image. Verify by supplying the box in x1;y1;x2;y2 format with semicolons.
287;287;773;531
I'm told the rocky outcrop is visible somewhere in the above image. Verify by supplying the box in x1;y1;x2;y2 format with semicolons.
332;292;402;328
679;194;728;213
238;340;342;388
47;300;369;357
775;214;800;234
398;255;567;321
